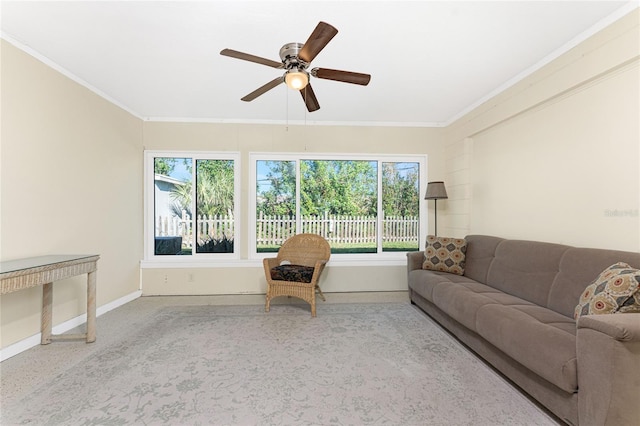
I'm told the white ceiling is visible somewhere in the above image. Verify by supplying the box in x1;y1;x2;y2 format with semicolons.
1;1;637;127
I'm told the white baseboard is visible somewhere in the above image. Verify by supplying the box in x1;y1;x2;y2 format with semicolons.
0;290;142;362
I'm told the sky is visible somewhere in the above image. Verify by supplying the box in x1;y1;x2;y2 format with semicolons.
167;158;419;193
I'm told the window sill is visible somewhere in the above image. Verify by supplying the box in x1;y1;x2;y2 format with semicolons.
140;256;410;269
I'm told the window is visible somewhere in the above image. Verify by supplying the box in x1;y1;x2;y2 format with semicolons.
381;161;421;252
144;151;240;260
251;153;425;258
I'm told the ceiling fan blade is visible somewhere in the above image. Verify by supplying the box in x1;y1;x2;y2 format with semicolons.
241;76;284;102
220;48;283;69
298;22;338;64
300;83;320;112
312;68;371;86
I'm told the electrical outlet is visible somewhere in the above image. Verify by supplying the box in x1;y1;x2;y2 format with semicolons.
164;274;168;284
188;273;195;283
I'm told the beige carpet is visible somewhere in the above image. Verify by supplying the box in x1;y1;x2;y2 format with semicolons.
1;297;559;425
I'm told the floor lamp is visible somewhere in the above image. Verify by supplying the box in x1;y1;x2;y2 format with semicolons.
425;181;448;236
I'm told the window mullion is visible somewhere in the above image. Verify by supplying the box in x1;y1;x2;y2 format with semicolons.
296;159;302;234
377;160;383;253
191;157;197;254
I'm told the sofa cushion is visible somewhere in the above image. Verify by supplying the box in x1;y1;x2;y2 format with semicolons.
432;281;526;332
270;264;314;283
486;239;570;308
549;247;640;318
422;235;467;275
574;263;640;319
408;269;477;303
462;235;504;283
475;304;577;393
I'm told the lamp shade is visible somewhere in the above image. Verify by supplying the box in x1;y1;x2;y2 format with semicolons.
424;181;448;200
285;69;309;90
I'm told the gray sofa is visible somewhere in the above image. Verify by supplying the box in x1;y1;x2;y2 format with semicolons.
407;235;640;426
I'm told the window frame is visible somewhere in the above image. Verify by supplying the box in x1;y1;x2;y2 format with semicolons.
249;152;427;262
143;150;242;263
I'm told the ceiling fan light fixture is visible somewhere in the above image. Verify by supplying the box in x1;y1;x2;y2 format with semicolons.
221;22;370;112
285;69;309;90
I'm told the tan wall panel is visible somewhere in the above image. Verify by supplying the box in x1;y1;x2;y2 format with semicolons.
141;264;407;296
469;64;639;250
1;41;143;348
444;10;640;251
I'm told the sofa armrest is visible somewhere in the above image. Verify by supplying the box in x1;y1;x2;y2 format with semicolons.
576;313;640;426
578;313;640;341
406;251;424;273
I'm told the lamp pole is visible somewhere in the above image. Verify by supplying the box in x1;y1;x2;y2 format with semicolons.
434;198;439;237
424;181;448;237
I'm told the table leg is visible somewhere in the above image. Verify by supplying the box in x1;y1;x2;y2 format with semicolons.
41;282;53;345
86;270;97;343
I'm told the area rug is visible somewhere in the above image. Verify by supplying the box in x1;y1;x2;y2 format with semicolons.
2;303;557;425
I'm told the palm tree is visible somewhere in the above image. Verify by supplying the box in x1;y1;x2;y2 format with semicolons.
168;162;234;218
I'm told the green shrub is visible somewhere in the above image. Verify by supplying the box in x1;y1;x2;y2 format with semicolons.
197;235;234;253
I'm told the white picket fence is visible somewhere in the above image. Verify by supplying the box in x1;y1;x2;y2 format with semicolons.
156;210;233;247
156;211;418;247
257;212;419;246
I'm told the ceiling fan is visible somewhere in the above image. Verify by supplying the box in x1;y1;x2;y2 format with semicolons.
220;21;371;112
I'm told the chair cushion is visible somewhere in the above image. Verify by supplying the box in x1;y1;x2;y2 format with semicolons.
270;264;315;283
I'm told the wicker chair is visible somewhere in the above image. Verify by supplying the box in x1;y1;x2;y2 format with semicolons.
263;233;331;317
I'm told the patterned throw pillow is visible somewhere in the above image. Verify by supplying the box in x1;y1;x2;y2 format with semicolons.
422;235;467;276
574;262;640;319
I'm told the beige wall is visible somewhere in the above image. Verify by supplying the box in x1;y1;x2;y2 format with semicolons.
0;41;143;348
443;9;640;251
141;122;444;295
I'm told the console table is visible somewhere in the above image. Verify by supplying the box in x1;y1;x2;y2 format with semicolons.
0;255;100;344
